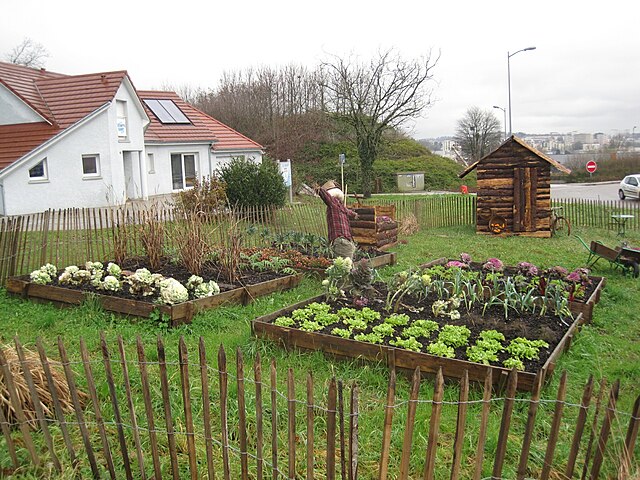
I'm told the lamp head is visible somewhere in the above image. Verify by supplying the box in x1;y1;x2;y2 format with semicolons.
524;47;536;51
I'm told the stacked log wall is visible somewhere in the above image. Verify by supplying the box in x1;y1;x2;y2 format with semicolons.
475;143;552;236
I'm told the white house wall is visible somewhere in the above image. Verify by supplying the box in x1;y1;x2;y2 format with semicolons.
1;82;148;215
143;145;262;196
0;83;43;125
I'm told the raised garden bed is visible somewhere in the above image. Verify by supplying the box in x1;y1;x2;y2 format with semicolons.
252;257;606;392
7;273;303;327
252;294;583;392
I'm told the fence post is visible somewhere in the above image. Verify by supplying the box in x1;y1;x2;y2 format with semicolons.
136;336;162;480
349;383;359;480
327;377;338;480
157;336;180;480
199;338;217;480
58;337;100;478
237;348;249;480
14;337;62;473
516;371;544;480
450;370;469;480
254;353;264;480
218;345;231;480
399;367;421;480
564;374;595;479
619;394;640;479
473;368;493;480
179;337;198;480
378;367;397;480
423;368;445;480
540;371;568;480
588;380;620;479
271;359;280;480
492;368;518;479
306;372;315;480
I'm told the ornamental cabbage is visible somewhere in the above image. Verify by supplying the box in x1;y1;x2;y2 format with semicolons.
158;278;189;305
193;280;220;298
102;275;121;292
40;263;57;277
30;270;52;285
106;262;122;278
186;275;203;290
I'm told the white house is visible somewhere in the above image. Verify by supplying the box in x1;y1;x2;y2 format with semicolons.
0;62;264;215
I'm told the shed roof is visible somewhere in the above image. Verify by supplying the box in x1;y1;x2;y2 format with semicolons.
458;135;571;178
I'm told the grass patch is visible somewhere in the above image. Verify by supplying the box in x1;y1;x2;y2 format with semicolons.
0;226;638;478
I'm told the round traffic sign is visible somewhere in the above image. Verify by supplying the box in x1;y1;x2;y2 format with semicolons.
586;160;597;173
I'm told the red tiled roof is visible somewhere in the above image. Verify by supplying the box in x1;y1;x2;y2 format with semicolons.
0;62;66;122
138;90;263;151
0;61;128;170
35;71;127;128
0;122;60;170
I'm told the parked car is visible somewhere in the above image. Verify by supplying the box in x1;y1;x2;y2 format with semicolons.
619;174;640;200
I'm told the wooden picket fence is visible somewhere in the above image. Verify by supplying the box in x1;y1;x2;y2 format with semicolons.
0;197;476;284
0;336;638;479
1;195;639;285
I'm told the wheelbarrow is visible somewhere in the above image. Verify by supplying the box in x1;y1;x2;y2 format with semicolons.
575;235;640;278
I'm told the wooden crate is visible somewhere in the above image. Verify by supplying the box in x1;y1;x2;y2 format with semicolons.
350;205;398;249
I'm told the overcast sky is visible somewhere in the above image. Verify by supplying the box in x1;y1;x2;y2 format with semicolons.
2;0;638;139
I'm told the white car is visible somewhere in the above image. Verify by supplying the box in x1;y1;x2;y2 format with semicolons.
619;174;640;200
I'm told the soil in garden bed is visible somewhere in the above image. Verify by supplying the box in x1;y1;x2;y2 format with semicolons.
119;256;289;288
28;256;295;304
294;285;575;374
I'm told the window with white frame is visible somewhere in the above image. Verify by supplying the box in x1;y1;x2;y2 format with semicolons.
82;154;101;178
116;100;128;140
28;158;48;181
171;153;197;190
147;153;155;174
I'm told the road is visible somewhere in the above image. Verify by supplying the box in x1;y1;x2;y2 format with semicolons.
551;181;626;202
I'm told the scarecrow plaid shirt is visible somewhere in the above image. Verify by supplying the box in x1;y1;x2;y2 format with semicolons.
318;187;357;243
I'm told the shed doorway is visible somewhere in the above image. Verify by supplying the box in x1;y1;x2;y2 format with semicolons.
513;167;537;232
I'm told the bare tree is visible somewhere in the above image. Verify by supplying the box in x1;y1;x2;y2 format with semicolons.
159;82;206;105
5;38;49;68
454;107;502;163
320;49;439;196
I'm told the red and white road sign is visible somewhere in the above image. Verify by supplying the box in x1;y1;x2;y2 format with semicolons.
586;160;597;173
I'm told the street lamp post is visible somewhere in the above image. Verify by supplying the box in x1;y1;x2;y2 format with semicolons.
507;46;536;137
493;105;507;141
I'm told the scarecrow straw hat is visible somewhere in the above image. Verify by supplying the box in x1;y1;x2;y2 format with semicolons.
322;180;344;199
0;344;86;429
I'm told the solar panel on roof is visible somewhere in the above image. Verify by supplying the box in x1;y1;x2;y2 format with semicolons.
159;99;191;123
143;99;191;124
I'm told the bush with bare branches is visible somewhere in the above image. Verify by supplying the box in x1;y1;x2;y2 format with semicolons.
139;206;165;271
217;215;245;284
170;213;212;276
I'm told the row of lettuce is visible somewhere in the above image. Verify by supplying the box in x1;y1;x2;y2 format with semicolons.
273;301;548;371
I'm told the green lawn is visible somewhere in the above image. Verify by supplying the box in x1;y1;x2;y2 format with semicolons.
1;224;639;479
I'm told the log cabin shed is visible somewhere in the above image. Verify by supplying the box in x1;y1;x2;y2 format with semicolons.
459;135;571;237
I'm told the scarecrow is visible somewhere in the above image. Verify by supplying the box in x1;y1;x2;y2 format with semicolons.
315;180;358;260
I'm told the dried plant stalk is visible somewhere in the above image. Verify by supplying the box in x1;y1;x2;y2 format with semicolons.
217;214;244;284
398;213;419;236
111;208;129;265
1;344;86;429
139;206;165;271
171;212;211;276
